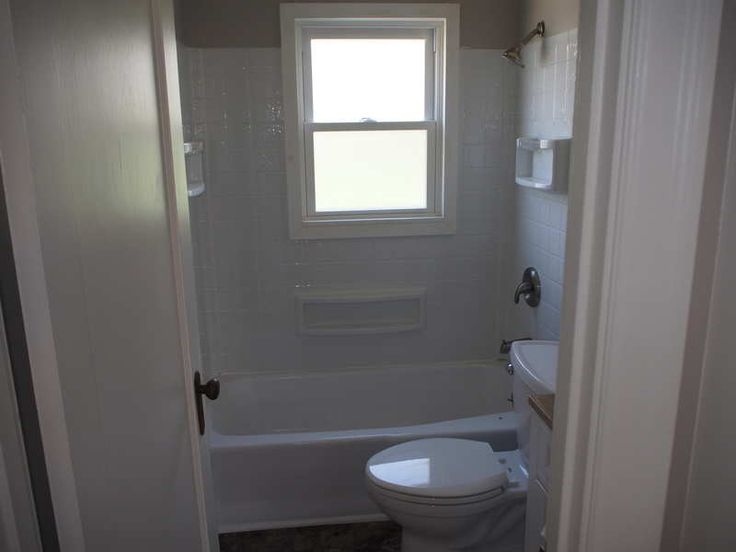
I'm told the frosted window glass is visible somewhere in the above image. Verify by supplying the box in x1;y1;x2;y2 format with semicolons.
313;130;428;212
310;39;426;122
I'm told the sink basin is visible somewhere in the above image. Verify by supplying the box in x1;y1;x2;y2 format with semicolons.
510;340;559;394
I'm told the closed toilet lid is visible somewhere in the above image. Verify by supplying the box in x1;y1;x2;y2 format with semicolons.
366;438;509;498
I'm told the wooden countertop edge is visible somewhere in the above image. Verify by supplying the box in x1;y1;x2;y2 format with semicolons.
529;393;555;430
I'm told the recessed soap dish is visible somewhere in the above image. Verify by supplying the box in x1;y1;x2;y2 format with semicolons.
515;137;571;192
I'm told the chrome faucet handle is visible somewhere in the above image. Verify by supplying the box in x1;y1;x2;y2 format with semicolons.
514;281;533;303
514;267;541;307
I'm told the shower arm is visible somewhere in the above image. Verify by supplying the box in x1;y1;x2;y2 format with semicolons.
518;21;546;48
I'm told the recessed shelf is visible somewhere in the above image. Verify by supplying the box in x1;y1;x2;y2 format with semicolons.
515;137;571;192
296;286;427;336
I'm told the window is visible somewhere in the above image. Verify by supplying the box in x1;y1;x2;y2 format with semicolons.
280;3;459;239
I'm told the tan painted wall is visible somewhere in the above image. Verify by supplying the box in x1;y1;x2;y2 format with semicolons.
176;0;521;49
523;0;578;35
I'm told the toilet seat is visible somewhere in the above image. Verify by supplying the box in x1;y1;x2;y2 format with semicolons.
366;438;509;500
368;481;506;507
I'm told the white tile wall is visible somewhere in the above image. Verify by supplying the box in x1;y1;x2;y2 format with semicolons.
178;46;518;374
506;30;577;340
519;30;578;139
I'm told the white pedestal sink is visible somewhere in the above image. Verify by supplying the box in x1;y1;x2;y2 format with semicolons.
510;340;558;395
508;340;559;552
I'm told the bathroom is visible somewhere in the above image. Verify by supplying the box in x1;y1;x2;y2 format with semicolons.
3;0;734;551
178;0;575;549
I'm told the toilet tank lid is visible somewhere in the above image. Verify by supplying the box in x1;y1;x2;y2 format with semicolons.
366;438;509;498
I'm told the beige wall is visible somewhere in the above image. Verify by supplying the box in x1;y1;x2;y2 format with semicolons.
176;0;521;49
523;0;578;35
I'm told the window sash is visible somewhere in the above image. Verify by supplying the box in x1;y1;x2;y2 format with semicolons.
303;121;439;219
280;4;458;239
301;26;437;124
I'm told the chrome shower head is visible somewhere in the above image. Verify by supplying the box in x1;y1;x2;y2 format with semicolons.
502;46;524;67
502;21;545;68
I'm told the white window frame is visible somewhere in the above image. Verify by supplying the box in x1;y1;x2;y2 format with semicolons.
280;3;459;239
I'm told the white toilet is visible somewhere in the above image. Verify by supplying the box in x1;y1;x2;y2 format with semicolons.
365;438;527;552
364;340;561;551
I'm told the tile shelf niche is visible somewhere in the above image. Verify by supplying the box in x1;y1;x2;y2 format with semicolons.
296;286;427;336
514;137;571;192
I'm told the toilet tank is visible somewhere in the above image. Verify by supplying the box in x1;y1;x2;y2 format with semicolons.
510;341;559;468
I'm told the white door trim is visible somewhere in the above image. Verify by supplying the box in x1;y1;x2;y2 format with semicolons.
660;2;736;547
0;0;85;549
549;1;724;551
149;0;216;549
0;308;40;552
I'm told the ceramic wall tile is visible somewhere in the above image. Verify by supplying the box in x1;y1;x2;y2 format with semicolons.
505;30;577;341
179;46;518;373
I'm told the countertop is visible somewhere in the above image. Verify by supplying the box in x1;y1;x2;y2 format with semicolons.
529;394;555;430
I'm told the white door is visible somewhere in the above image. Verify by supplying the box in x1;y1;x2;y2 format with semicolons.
0;0;217;550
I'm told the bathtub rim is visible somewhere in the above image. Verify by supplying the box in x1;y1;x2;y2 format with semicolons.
210;357;510;380
209;411;519;448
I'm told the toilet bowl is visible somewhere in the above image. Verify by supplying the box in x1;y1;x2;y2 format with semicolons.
366;438;527;552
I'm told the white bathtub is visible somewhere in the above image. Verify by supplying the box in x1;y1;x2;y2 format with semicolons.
209;360;518;533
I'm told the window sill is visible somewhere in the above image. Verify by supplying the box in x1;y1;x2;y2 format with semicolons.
289;215;456;239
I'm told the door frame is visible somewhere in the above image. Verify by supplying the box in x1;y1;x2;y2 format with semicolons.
660;2;736;546
548;0;726;550
0;147;53;552
0;0;85;548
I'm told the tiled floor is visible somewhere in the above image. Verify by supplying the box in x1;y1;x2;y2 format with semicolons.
219;521;401;552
